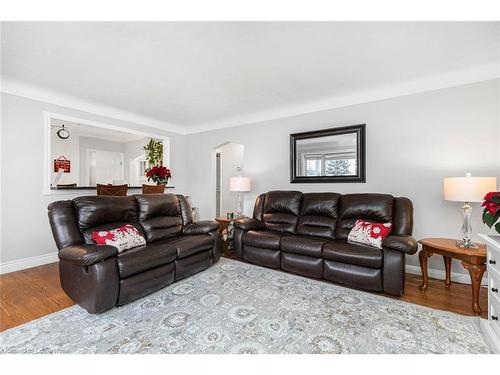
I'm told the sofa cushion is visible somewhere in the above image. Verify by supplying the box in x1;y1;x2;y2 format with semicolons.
347;219;392;249
82;222;145;245
336;193;394;240
48;200;84;249
134;194;183;243
280;235;327;258
165;234;214;259
323;240;383;269
117;239;178;278
92;224;146;252
74;196;138;231
281;252;323;278
243;230;287;250
262;191;302;233
296;192;340;239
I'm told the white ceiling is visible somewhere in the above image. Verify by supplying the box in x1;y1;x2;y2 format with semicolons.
2;22;499;134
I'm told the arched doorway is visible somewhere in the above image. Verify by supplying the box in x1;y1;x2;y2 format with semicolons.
214;142;245;218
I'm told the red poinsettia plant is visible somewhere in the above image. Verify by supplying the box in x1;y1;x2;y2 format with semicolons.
146;165;171;185
482;192;500;235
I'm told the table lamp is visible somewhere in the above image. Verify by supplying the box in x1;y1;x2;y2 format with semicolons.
443;173;497;248
229;176;251;217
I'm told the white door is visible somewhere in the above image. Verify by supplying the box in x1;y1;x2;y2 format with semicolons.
129;155;148;186
87;150;124;186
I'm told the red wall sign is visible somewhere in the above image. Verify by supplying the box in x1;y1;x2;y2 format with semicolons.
54;156;71;173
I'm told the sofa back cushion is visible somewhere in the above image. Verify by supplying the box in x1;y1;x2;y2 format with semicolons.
336;193;394;240
297;192;341;239
392;197;413;235
48;200;85;249
73;196;141;244
252;193;266;221
262;191;302;233
176;194;193;226
134;194;183;242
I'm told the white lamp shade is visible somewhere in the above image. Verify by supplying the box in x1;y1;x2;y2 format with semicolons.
229;176;251;192
443;175;497;202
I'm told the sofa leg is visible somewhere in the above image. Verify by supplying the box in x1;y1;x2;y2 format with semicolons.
383;248;405;296
59;258;119;314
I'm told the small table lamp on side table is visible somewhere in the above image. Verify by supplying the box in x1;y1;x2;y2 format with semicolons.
443;173;497;248
229;175;251;218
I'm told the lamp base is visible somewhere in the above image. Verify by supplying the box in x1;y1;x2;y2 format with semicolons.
455;240;479;249
236;192;244;218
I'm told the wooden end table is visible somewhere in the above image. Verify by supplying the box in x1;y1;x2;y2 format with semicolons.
418;238;486;315
215;217;246;257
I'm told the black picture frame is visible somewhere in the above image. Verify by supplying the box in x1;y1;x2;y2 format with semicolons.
290;124;366;183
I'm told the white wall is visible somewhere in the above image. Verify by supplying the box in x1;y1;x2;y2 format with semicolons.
51;127;80;186
186;79;500;277
1;80;499;279
0;92;187;270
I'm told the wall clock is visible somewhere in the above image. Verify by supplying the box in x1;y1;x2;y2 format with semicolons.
57;125;70;139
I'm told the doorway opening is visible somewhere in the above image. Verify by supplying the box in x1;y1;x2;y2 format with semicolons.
86;149;124;186
214;142;245;218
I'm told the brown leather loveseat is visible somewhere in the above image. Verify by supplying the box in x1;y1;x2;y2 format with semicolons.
48;194;221;313
233;191;417;296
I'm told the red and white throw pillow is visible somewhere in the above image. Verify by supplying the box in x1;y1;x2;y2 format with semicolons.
347;219;392;249
92;224;146;252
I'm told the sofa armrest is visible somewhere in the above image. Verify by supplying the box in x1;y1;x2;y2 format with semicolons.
383;235;418;255
58;244;118;266
183;220;220;235
233;218;265;231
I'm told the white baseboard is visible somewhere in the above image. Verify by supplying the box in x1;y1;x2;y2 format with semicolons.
0;252;58;275
406;264;488;286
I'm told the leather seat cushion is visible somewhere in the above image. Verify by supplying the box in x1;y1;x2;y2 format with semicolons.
280;236;326;257
117;239;178;278
243;230;287;250
165;234;214;259
323;240;383;269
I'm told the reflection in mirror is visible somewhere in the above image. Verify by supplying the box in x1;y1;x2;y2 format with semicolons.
290;124;365;183
50;117;165;188
296;133;358;177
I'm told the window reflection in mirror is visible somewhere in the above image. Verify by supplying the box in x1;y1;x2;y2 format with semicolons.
50;117;166;188
296;133;358;177
290;124;365;183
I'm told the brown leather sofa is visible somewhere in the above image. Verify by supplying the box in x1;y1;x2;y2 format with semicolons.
48;194;221;313
233;191;417;296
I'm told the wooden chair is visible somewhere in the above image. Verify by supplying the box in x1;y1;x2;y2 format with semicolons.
142;184;166;194
96;184;128;196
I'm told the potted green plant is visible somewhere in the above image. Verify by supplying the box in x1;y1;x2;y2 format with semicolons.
143;139;172;187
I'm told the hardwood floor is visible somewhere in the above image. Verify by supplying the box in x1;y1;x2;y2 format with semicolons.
0;263;74;332
0;261;488;332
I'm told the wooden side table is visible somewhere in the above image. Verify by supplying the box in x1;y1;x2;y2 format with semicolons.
215;217;246;257
418;238;487;315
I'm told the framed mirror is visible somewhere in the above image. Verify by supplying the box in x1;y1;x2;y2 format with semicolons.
290;124;366;183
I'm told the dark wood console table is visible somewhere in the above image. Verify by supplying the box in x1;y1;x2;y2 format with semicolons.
215;217;247;257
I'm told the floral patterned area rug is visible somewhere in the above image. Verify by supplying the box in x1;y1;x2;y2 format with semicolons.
0;258;490;354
